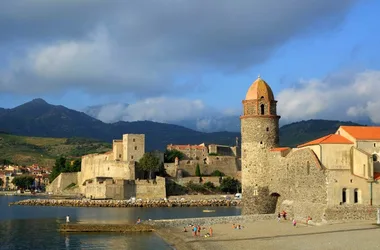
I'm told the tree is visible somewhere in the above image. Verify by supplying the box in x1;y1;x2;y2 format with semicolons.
195;164;201;177
164;149;185;163
138;152;160;179
156;162;167;177
72;159;81;172
12;175;35;190
50;157;66;182
0;178;3;188
219;177;241;193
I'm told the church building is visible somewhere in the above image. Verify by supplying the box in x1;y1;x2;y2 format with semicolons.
241;77;380;221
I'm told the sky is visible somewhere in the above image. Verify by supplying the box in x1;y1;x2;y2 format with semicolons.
0;0;380;128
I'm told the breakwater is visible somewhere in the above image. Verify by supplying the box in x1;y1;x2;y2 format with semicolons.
9;198;242;208
60;223;155;232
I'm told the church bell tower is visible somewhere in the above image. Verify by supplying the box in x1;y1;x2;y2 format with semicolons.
240;76;280;214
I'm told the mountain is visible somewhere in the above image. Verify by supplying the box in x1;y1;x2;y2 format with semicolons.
0;99;366;154
0;99;240;151
279;119;362;147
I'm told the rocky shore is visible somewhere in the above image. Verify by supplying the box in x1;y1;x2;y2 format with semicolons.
9;198;242;208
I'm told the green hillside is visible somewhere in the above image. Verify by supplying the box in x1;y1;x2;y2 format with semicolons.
0;133;111;167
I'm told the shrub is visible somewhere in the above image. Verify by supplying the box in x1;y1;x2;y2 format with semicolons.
203;181;215;190
210;170;225;177
219;177;241;193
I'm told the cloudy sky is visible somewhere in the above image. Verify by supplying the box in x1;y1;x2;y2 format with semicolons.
1;0;379;128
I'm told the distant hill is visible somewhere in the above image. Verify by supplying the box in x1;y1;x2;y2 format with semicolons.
279;119;362;147
0;99;240;151
0;133;111;166
0;99;366;165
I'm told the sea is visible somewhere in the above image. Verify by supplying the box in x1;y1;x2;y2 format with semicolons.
0;196;241;250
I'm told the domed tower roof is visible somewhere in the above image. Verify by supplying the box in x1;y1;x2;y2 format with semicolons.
245;76;275;101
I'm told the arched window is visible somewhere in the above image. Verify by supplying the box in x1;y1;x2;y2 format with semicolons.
373;154;378;162
354;188;359;203
342;188;347;203
260;104;265;115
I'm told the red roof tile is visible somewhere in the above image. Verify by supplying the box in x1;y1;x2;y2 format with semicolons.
298;134;353;148
270;147;290;152
340;126;380;140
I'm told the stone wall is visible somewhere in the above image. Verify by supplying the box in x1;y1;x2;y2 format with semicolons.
145;214;275;228
135;177;166;199
171;176;221;187
324;205;380;222
123;134;145;162
46;172;79;194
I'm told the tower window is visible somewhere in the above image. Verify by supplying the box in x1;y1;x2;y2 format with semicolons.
260;104;265;115
260;141;263;144
266;127;269;132
131;155;134;160
133;138;135;142
135;146;137;150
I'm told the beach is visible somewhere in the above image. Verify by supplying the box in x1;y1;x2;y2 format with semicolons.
157;219;380;250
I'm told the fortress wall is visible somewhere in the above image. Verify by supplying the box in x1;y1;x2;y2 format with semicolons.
46;172;80;194
123;134;145;162
135;177;166;199
172;176;221;187
164;163;177;177
177;156;239;177
81;154;132;183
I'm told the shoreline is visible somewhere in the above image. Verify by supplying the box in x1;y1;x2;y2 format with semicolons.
9;198;242;208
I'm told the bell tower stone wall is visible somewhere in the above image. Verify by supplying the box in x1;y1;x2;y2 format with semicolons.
241;77;281;214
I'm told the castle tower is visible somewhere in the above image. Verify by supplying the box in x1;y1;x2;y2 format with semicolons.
241;76;280;214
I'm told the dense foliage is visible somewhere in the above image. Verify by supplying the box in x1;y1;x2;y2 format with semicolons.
49;157;81;182
210;170;225;177
138;152;160;179
11;175;35;190
219;177;241;193
164;149;185;163
195;164;201;177
0;178;3;187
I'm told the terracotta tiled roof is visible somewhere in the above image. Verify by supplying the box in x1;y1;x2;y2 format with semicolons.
270;147;290;152
340;126;380;140
298;134;353;148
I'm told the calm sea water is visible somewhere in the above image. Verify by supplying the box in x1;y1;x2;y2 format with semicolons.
0;196;241;250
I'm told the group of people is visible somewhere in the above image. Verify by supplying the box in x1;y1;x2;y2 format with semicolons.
232;223;244;230
183;224;213;237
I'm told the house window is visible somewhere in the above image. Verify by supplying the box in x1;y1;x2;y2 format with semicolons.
374;143;377;147
354;188;359;203
342;188;347;203
260;104;265;115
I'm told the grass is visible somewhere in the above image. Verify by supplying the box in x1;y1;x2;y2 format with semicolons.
0;133;111;167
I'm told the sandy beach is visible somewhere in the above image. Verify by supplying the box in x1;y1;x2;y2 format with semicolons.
157;219;380;250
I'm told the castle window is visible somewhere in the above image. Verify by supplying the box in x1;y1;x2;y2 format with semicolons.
133;138;135;142
266;127;269;132
260;141;263;145
260;104;265;115
373;154;378;161
342;188;347;203
119;154;121;158
131;155;134;160
135;146;137;150
354;188;359;203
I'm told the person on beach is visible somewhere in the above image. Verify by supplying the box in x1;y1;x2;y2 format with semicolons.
197;225;201;236
66;215;70;223
193;225;197;236
282;210;287;220
277;213;281;222
183;227;187;232
136;217;141;224
292;218;297;227
209;227;213;237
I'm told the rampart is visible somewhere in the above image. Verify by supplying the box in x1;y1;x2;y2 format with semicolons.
46;172;79;194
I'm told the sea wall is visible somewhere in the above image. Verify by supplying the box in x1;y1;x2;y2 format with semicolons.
145;214;275;228
9;198;241;208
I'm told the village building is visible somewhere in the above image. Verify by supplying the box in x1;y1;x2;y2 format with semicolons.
241;76;380;221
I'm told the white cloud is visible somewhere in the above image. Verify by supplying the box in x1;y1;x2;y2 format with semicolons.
277;70;380;124
0;1;357;96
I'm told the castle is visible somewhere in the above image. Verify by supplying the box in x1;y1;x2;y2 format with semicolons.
47;134;166;199
241;77;380;221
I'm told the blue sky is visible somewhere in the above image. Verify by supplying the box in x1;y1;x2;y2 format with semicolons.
0;0;379;128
